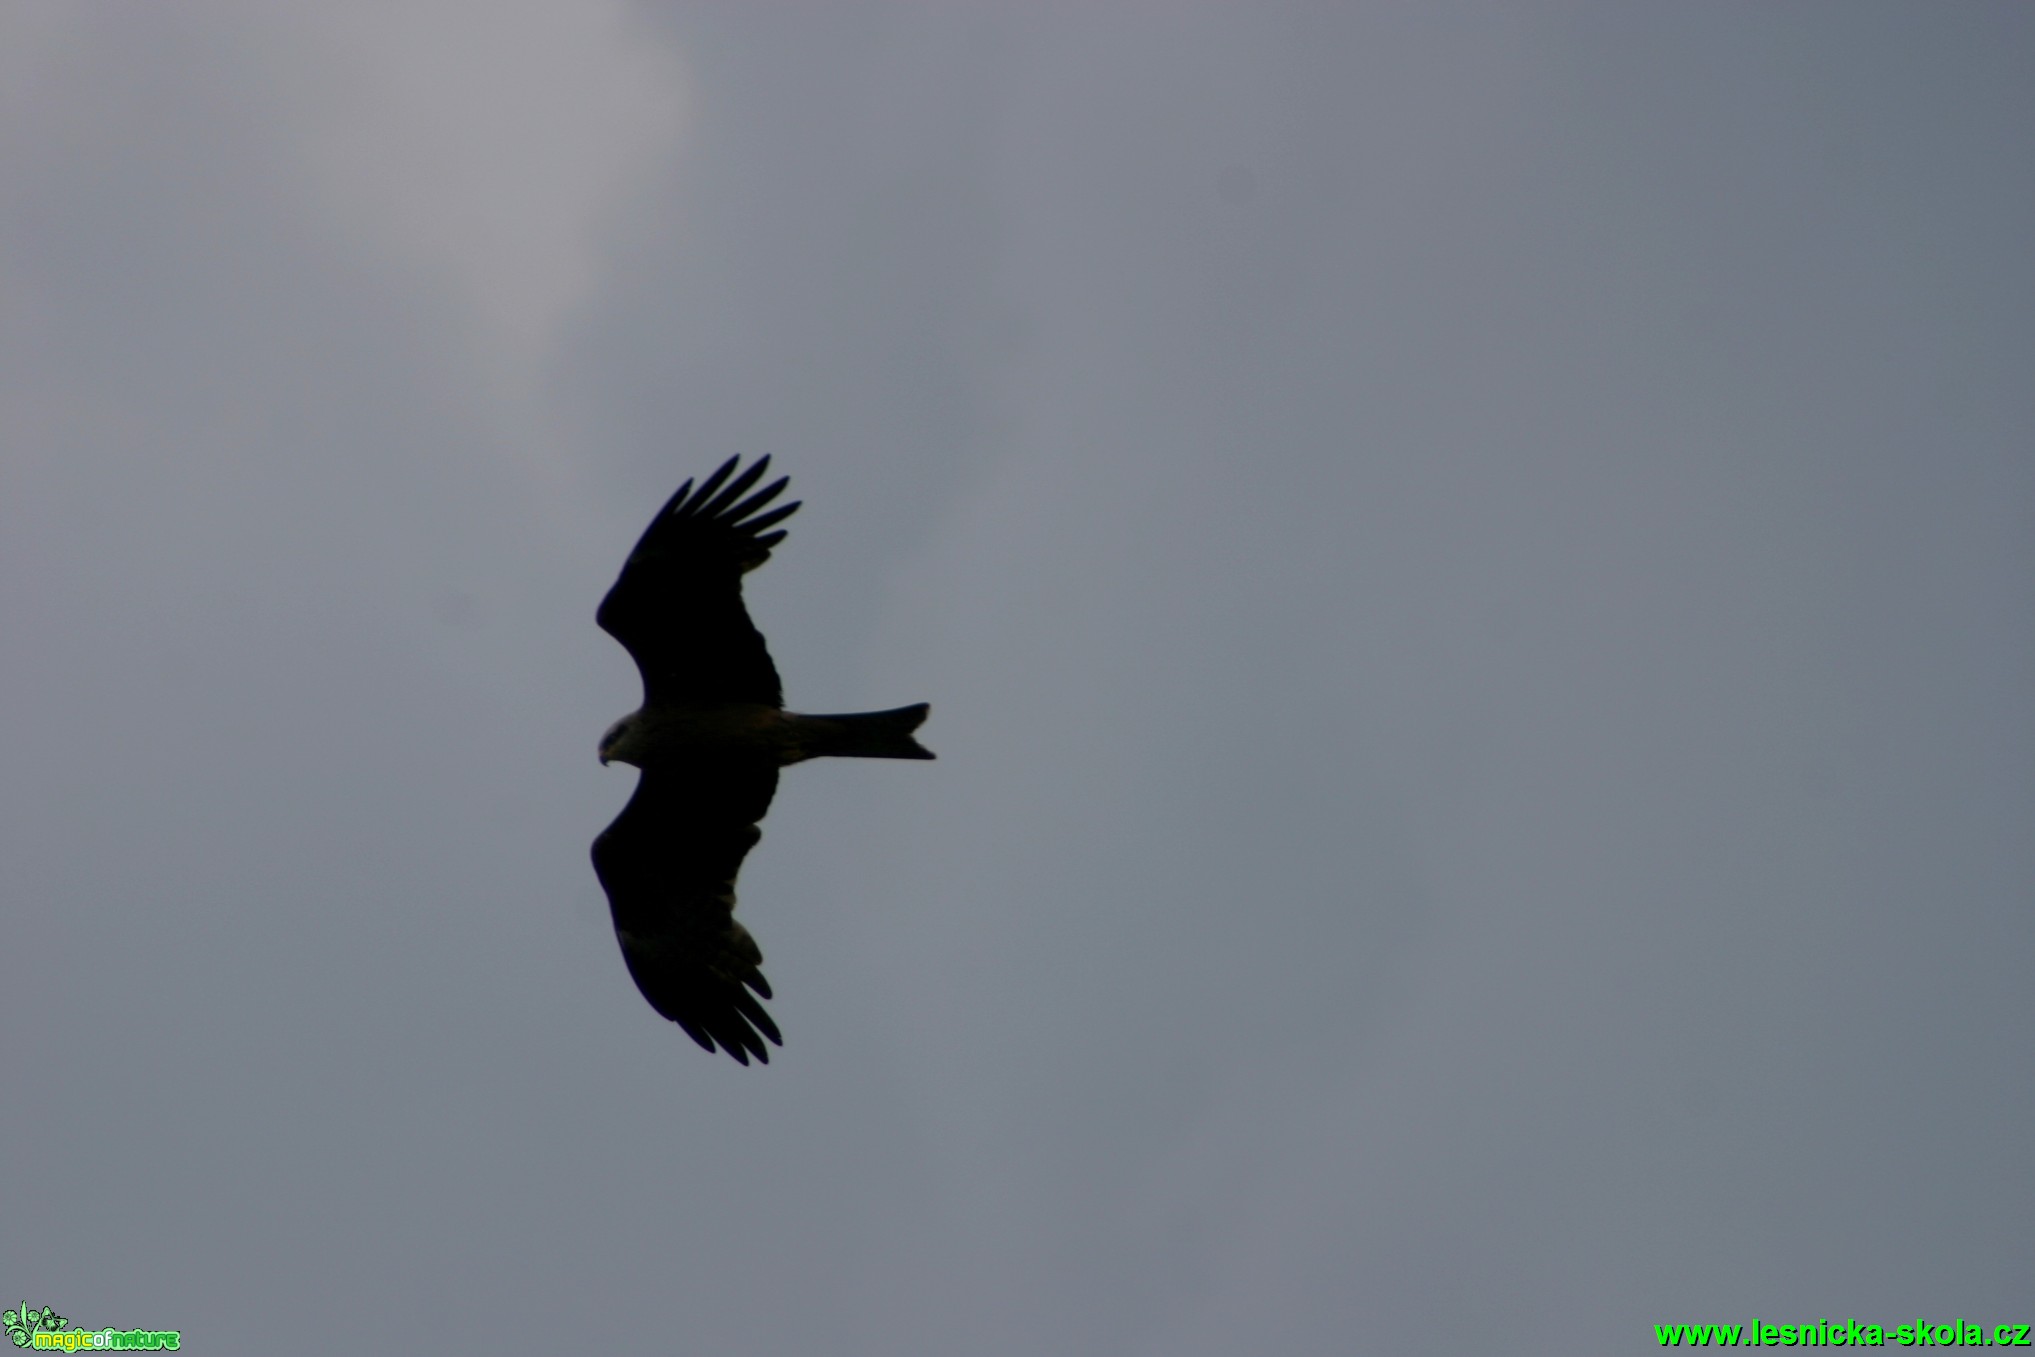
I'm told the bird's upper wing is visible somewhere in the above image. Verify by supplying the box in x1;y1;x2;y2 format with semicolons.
591;761;784;1064
597;456;801;708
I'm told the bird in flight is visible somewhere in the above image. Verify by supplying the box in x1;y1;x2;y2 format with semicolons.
592;456;934;1064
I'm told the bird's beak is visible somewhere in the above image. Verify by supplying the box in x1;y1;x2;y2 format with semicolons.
598;751;610;766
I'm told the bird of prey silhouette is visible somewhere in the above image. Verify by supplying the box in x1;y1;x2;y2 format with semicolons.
592;456;933;1064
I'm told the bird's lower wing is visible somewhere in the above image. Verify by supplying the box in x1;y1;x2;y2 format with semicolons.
591;765;783;1064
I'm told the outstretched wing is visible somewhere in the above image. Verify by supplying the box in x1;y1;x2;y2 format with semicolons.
597;456;801;708
591;761;784;1064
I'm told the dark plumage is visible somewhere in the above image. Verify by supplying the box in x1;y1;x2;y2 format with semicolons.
592;457;933;1064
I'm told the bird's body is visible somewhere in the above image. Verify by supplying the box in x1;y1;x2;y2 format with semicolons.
599;702;794;766
599;701;933;769
591;456;932;1065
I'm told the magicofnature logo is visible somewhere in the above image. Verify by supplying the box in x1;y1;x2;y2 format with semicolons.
3;1302;180;1351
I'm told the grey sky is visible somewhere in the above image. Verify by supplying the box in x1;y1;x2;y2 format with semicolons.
4;4;2031;1353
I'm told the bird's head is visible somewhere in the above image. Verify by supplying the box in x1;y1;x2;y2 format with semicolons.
598;713;640;767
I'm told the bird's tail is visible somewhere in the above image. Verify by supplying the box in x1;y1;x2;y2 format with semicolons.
795;703;935;760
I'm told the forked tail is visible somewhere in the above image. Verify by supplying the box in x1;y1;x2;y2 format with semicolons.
797;703;935;760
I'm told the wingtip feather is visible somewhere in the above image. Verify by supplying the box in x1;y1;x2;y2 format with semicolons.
683;456;741;515
740;500;799;536
700;458;772;519
726;476;791;526
732;990;783;1046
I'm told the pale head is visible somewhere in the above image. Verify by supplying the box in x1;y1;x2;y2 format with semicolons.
598;712;642;767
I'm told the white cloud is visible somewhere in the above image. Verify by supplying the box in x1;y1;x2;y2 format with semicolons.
270;0;687;385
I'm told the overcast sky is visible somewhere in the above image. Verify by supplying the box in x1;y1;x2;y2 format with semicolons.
4;4;2031;1353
